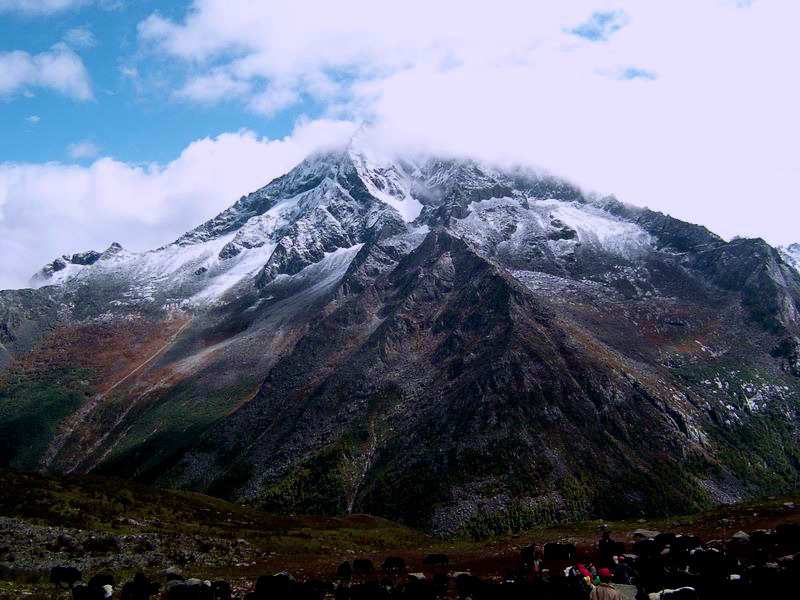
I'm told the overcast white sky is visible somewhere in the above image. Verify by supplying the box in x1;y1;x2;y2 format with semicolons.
1;0;799;289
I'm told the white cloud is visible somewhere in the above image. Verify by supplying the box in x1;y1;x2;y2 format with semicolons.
119;65;138;78
134;0;800;248
0;119;355;289
64;27;97;50
67;140;100;159
26;115;40;123
247;84;299;116
175;70;252;103
0;43;92;99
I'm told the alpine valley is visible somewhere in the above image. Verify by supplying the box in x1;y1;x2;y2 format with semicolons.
2;131;800;537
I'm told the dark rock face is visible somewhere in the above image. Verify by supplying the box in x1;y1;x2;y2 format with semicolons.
773;337;800;377
2;138;800;536
634;209;724;253
32;248;104;284
70;251;101;266
687;238;800;331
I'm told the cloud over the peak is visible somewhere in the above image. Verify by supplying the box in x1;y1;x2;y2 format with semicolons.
0;43;93;99
2;0;799;292
0;119;355;290
133;0;800;249
137;0;608;115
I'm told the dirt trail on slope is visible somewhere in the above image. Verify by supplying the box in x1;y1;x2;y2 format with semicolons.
41;314;192;470
100;316;192;397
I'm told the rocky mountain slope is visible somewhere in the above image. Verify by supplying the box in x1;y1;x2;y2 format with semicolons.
2;130;800;536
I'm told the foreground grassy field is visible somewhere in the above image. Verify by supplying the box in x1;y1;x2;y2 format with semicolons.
1;466;799;597
0;467;432;555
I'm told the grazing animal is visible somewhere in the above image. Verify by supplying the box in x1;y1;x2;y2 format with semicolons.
382;556;406;572
352;558;375;574
776;523;800;543
298;580;331;600
255;573;294;598
336;561;352;580
165;580;213;600
431;573;450;597
51;566;82;589
455;573;481;599
121;572;161;600
72;584;109;600
519;545;536;565
670;535;700;554
633;539;659;558
401;578;437;600
655;533;677;548
423;553;450;567
211;581;231;600
749;530;776;550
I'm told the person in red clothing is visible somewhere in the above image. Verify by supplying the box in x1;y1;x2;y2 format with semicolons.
590;568;620;600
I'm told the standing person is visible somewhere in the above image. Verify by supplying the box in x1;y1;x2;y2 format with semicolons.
590;568;620;600
599;532;616;567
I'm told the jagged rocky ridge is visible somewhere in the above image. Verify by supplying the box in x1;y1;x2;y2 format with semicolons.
2;132;800;536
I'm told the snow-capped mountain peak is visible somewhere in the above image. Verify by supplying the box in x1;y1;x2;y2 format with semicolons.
6;136;800;539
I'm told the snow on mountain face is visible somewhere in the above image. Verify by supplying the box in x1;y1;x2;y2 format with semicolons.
28;146;408;306
782;243;800;271
347;138;424;222
27;134;654;309
449;194;653;289
31;249;103;286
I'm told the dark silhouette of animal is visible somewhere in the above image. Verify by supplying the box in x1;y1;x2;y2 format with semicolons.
519;545;536;565
165;580;212;600
121;572;160;600
382;556;406;572
72;584;111;600
352;559;374;574
255;573;293;598
633;539;659;558
670;535;701;554
431;573;450;597
50;566;82;589
336;561;352;580
776;522;800;543
749;530;776;550
655;532;677;548
423;553;450;567
455;573;481;599
399;578;437;600
300;580;332;600
211;581;231;600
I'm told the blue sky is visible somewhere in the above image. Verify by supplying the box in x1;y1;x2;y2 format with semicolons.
0;0;798;289
0;1;310;164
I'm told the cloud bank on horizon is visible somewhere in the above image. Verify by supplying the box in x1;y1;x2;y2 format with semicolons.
1;0;799;289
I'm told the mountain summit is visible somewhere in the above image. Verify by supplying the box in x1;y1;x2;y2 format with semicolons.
2;138;800;535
